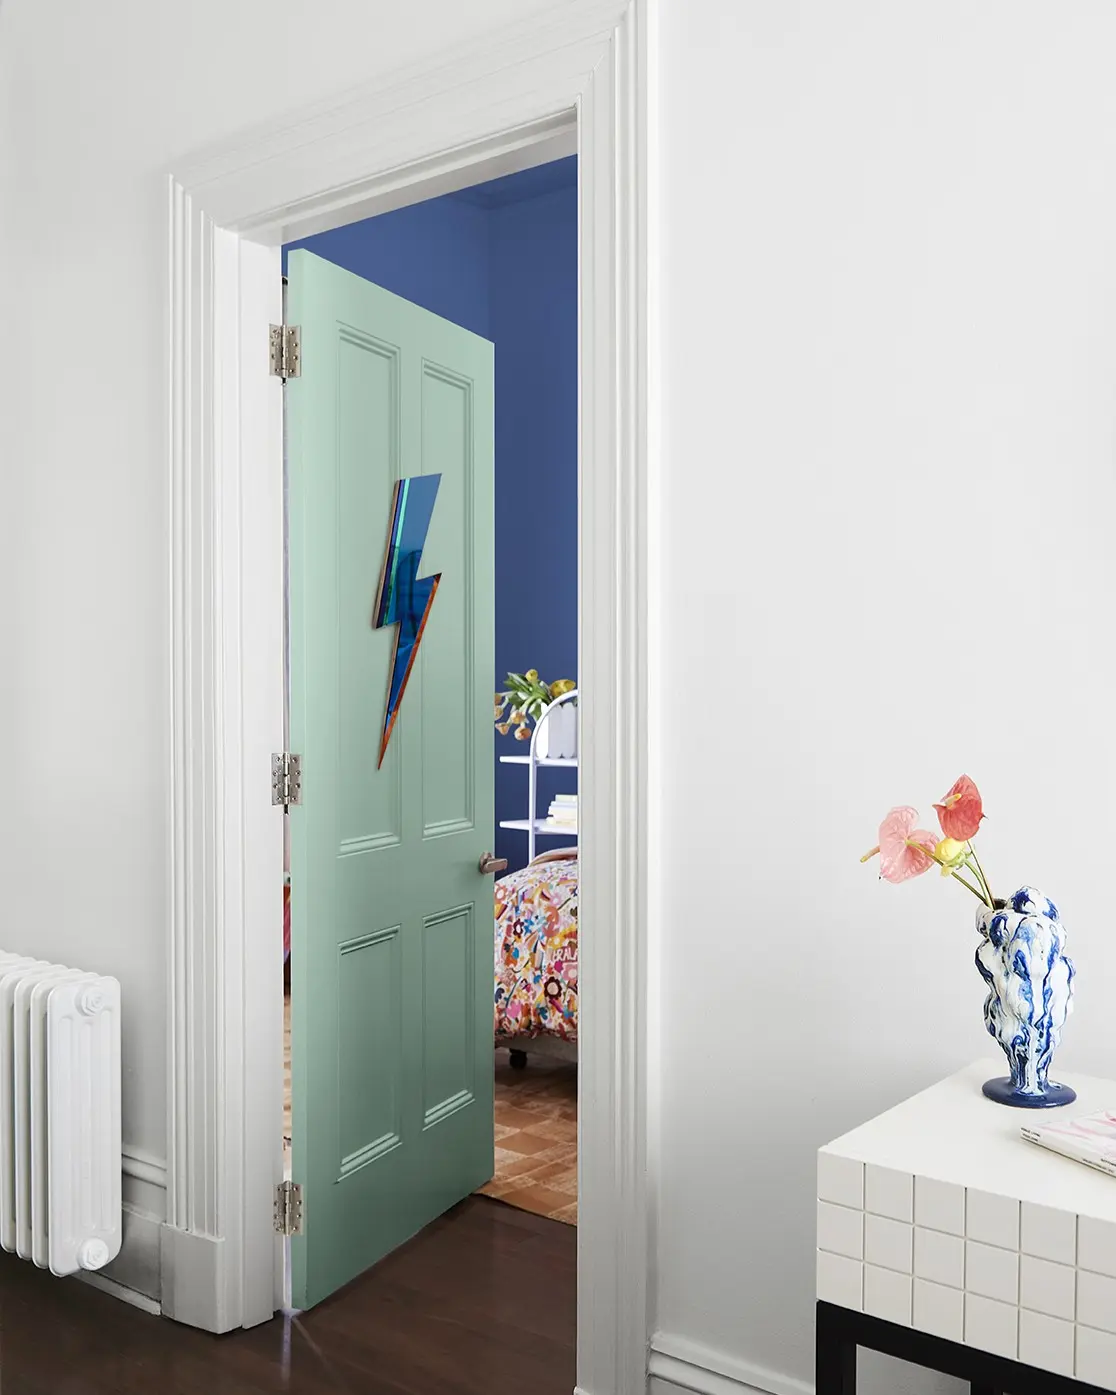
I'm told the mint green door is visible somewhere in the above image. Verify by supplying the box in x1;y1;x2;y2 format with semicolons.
286;249;495;1309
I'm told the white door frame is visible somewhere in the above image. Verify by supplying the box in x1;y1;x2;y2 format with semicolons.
164;4;650;1393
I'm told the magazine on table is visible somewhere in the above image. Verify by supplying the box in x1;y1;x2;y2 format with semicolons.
1021;1109;1116;1180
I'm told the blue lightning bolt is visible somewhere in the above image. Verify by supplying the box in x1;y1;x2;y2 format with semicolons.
372;474;442;767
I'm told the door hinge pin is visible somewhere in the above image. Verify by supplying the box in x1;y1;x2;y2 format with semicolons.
274;1180;303;1236
269;323;301;379
272;752;302;808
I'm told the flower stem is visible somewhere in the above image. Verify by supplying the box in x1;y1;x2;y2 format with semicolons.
950;870;990;903
905;840;992;906
966;843;994;906
964;857;990;905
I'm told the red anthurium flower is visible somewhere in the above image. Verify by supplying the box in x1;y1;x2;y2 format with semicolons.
934;775;984;842
874;806;938;883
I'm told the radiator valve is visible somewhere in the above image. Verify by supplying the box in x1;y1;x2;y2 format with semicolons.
78;1239;110;1270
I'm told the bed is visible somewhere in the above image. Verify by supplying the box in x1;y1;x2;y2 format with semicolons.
493;849;578;1067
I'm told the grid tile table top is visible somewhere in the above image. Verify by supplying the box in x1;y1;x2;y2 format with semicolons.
817;1059;1116;1389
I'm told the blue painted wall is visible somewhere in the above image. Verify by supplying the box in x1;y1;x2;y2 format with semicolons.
285;156;578;874
488;183;579;872
283;193;491;336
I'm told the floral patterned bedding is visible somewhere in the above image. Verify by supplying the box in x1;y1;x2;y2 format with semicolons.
494;856;578;1042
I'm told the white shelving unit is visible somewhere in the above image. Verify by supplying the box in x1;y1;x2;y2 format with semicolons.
497;687;578;863
499;756;578;768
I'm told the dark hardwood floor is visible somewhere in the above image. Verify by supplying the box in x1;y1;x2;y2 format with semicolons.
0;1197;576;1394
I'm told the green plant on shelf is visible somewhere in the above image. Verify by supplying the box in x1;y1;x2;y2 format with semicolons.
494;670;576;741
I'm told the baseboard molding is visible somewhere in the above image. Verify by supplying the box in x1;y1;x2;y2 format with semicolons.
84;1201;164;1304
77;1266;162;1316
77;1146;171;1309
160;1224;229;1332
56;1150;172;1315
122;1146;168;1190
82;1150;242;1327
649;1334;813;1395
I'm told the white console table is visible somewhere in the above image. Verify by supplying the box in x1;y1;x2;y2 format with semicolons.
816;1059;1116;1394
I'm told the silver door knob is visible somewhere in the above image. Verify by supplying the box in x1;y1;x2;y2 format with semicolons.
478;852;508;875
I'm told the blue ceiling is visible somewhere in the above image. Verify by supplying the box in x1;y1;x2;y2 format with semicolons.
452;154;577;210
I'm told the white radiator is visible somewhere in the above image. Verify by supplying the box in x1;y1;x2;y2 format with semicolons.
0;955;121;1275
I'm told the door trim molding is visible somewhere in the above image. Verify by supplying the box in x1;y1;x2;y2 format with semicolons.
165;3;651;1392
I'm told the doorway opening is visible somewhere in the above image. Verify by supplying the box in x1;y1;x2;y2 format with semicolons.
279;152;580;1324
165;13;647;1378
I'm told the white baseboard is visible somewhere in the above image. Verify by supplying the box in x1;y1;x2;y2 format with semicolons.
92;1202;164;1302
80;1146;233;1331
649;1355;767;1395
649;1334;813;1395
160;1224;230;1332
77;1266;162;1316
122;1146;168;1191
78;1147;170;1309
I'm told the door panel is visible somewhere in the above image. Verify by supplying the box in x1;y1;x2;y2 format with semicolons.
421;904;476;1121
287;249;495;1309
337;926;402;1172
337;332;401;850
420;365;475;836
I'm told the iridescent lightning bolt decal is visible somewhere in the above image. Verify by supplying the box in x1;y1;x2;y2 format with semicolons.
372;474;442;767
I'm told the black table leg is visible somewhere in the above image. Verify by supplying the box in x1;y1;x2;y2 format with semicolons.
816;1301;857;1394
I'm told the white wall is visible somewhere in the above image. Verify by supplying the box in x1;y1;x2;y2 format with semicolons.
655;2;1116;1393
0;0;560;1282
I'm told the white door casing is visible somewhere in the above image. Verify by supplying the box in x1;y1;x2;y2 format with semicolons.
165;5;651;1395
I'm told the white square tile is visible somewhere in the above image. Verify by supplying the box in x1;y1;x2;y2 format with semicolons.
818;1152;864;1211
912;1278;964;1342
864;1264;911;1327
1021;1201;1077;1266
1077;1323;1116;1391
864;1214;913;1274
817;1250;862;1311
964;1292;1018;1359
965;1189;1019;1251
1017;1309;1074;1377
1078;1269;1116;1335
1019;1253;1076;1321
865;1164;913;1223
1080;1216;1116;1279
914;1226;964;1289
818;1200;863;1260
965;1239;1019;1305
915;1176;965;1236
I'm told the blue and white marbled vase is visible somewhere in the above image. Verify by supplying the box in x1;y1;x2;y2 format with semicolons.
975;887;1076;1108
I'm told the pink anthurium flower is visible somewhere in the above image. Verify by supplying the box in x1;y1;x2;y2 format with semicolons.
861;778;995;906
863;806;938;883
934;775;984;842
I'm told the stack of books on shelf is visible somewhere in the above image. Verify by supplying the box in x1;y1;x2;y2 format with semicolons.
544;793;578;831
